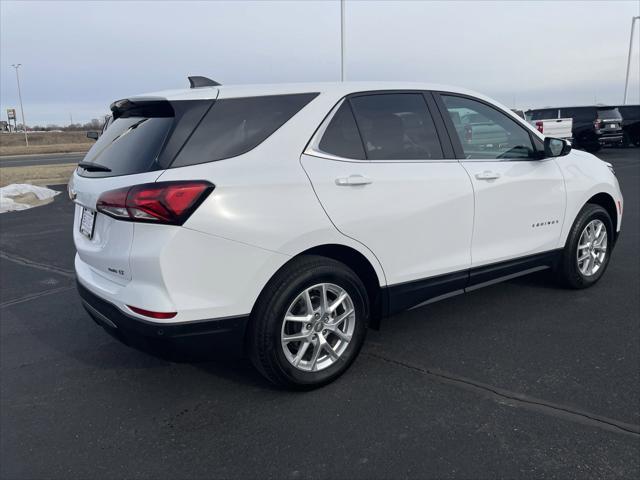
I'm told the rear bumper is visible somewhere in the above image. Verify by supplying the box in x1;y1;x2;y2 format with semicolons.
77;280;248;358
598;134;623;144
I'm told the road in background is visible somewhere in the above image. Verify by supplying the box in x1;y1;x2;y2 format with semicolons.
0;152;85;168
0;148;638;479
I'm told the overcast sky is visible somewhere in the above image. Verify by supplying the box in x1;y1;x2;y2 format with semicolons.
1;0;638;125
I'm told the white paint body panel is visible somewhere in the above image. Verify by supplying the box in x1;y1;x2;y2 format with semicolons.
301;154;474;284
72;81;623;326
460;159;566;266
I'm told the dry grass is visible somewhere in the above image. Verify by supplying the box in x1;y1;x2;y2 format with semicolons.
0;132;93;156
0;143;92;156
0;131;91;146
0;163;77;187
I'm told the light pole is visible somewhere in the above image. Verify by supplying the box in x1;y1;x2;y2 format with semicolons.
623;16;640;105
10;64;28;146
340;0;345;81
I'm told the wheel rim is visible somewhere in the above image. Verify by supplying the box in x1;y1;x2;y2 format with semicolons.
280;283;356;372
576;219;607;277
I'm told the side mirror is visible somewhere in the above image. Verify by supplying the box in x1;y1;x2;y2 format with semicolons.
86;131;99;141
544;137;571;158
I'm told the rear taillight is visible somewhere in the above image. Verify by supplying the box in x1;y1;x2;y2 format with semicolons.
594;118;602;129
535;121;544;134
96;181;214;225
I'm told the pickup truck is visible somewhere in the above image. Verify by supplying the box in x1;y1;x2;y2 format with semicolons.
525;108;573;141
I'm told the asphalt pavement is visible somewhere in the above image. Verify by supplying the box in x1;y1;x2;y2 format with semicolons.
0;152;85;168
0;148;638;479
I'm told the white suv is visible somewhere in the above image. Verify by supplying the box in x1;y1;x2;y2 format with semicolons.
72;79;623;388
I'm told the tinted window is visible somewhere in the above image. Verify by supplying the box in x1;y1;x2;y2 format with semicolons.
529;109;558;121
318;102;365;159
618;105;640;121
597;107;622;120
79;116;173;178
560;108;596;122
349;94;443;160
442;95;536;160
173;93;318;167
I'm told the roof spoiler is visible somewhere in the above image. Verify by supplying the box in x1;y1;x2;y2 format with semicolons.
188;76;221;88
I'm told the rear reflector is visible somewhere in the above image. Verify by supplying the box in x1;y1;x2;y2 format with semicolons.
96;180;214;225
127;305;177;319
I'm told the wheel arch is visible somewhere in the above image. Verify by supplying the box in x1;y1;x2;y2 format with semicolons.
249;243;386;335
586;192;618;242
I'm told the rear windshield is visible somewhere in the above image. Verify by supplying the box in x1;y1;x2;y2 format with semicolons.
78;116;173;178
597;108;622;120
79;93;318;177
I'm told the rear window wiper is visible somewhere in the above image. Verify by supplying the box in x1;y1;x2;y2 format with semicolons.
78;161;112;172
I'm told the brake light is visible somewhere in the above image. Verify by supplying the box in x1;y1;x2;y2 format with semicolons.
594;118;602;129
127;305;177;319
535;121;544;133
96;181;214;225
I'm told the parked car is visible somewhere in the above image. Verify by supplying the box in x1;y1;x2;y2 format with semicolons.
528;106;623;152
525;108;573;141
617;105;640;147
71;80;623;388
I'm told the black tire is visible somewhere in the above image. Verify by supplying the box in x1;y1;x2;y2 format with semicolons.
555;204;613;289
248;255;369;389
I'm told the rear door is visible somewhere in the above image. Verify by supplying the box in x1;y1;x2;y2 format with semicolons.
436;93;566;268
301;92;474;306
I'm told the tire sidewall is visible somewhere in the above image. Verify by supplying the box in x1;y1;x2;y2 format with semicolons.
565;205;613;287
262;263;368;388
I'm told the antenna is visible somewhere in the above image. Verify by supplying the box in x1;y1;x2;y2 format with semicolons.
188;76;221;88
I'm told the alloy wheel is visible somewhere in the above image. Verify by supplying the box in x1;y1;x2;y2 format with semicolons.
280;283;355;372
576;219;607;276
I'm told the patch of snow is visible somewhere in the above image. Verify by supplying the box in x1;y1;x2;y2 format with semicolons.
0;183;60;213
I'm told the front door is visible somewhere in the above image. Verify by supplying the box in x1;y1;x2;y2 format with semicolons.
437;93;566;268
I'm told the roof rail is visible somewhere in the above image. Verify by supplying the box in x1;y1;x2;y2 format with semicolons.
188;76;221;88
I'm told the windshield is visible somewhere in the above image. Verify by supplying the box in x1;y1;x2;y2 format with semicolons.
597;108;622;120
78;116;173;178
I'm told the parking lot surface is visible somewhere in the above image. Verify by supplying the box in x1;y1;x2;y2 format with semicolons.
1;148;639;479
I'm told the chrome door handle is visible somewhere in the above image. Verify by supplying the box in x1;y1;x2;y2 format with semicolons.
335;175;372;186
475;171;501;180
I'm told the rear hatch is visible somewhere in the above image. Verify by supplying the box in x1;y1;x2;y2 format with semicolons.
596;107;623;134
72;96;214;284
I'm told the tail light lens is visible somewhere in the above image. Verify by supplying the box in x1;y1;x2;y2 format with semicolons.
96;181;214;225
594;118;602;129
535;121;544;133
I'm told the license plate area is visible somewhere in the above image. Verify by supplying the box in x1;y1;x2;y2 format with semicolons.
80;207;96;239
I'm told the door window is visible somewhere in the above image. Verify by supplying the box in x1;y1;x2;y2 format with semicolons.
441;95;536;160
318;102;366;160
349;94;444;160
